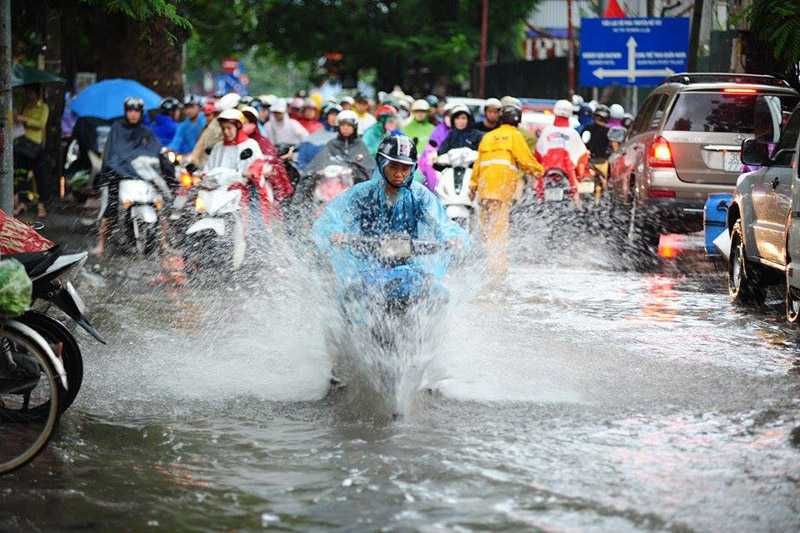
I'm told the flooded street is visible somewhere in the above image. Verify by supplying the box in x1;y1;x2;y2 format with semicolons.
1;233;799;532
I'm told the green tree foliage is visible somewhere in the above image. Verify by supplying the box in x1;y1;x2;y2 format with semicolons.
740;0;800;65
183;0;539;90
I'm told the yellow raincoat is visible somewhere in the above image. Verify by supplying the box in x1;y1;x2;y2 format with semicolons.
470;124;543;278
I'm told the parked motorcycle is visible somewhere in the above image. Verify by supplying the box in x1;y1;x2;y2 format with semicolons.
434;147;478;231
0;215;103;415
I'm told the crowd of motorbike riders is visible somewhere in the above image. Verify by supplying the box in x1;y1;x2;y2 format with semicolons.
86;88;633;279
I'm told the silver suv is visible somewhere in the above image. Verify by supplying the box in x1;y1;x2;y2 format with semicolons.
608;73;799;251
727;102;800;322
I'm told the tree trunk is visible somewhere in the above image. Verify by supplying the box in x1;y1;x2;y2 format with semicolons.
91;14;186;96
42;0;63;204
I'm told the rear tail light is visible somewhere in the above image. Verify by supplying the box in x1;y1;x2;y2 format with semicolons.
648;136;674;168
723;87;757;94
647;188;676;199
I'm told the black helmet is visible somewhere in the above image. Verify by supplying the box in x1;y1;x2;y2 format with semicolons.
160;97;181;113
500;103;522;126
183;94;201;107
376;135;418;186
123;96;144;111
593;104;610;121
377;135;417;166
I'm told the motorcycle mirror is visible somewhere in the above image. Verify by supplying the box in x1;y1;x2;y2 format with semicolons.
240;148;253;160
581;130;592;144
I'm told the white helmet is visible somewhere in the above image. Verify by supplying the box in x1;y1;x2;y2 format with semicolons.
339;95;355;105
484;98;502;111
336;110;358;126
271;98;288;113
411;99;430;112
500;95;521;108
571;94;584;111
217;108;245;127
450;104;471;119
609;104;625;119
215;92;241;112
554;99;573;118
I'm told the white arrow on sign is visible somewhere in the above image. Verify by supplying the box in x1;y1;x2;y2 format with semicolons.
592;37;675;81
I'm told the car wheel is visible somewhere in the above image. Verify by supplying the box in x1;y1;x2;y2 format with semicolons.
728;220;765;305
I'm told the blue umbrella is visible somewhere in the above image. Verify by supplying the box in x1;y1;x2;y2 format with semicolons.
70;78;162;119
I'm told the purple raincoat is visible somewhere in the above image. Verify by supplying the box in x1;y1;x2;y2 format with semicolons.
419;122;450;191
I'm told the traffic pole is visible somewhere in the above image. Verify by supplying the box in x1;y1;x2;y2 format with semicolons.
479;0;488;98
567;0;575;96
0;0;11;215
688;0;704;71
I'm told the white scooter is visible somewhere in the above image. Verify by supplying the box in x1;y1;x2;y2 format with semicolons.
116;156;172;256
184;167;247;271
434;147;478;231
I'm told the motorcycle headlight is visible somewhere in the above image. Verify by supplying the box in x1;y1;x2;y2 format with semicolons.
195;196;206;213
180;173;193;189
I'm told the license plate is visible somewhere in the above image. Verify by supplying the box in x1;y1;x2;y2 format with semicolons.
544;188;565;202
724;151;742;173
577;181;595;195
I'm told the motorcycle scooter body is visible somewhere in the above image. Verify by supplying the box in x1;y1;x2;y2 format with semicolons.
185;168;247;271
435;148;478;231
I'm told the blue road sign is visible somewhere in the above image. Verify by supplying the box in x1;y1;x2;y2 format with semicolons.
579;17;690;87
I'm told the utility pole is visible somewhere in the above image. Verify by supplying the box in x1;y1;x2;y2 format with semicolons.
0;0;12;214
567;0;575;96
479;0;488;98
688;0;704;71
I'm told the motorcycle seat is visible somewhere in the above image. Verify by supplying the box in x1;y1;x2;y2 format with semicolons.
8;246;61;279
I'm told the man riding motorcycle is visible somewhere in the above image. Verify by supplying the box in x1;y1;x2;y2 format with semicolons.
312;135;467;272
150;97;181;146
205;109;263;174
476;98;502;133
167;94;206;156
583;105;611;161
534;99;590;203
304;110;375;185
267;98;309;145
470;101;543;278
92;97;175;257
403;99;435;154
437;104;483;155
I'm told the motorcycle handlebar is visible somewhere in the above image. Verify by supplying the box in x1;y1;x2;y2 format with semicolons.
334;234;444;255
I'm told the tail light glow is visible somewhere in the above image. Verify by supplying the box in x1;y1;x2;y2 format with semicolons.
648;136;674;168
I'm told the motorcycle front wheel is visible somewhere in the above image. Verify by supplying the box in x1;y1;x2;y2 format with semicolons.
0;328;61;475
19;311;83;414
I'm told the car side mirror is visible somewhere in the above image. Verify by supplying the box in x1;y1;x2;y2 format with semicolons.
581;130;591;144
740;138;769;167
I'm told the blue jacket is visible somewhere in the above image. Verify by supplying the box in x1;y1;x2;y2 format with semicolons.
150;114;178;147
167;114;206;154
313;170;468;284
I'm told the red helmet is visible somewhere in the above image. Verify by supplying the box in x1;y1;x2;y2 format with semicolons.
375;104;398;119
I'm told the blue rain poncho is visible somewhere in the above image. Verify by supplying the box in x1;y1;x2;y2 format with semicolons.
313;169;468;289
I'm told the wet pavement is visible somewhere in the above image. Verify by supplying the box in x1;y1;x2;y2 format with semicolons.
0;210;798;532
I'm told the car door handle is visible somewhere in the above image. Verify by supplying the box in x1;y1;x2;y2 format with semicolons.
772;176;780;189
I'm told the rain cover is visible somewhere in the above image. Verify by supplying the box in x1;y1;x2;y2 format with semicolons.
312;171;468;288
0;210;55;255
